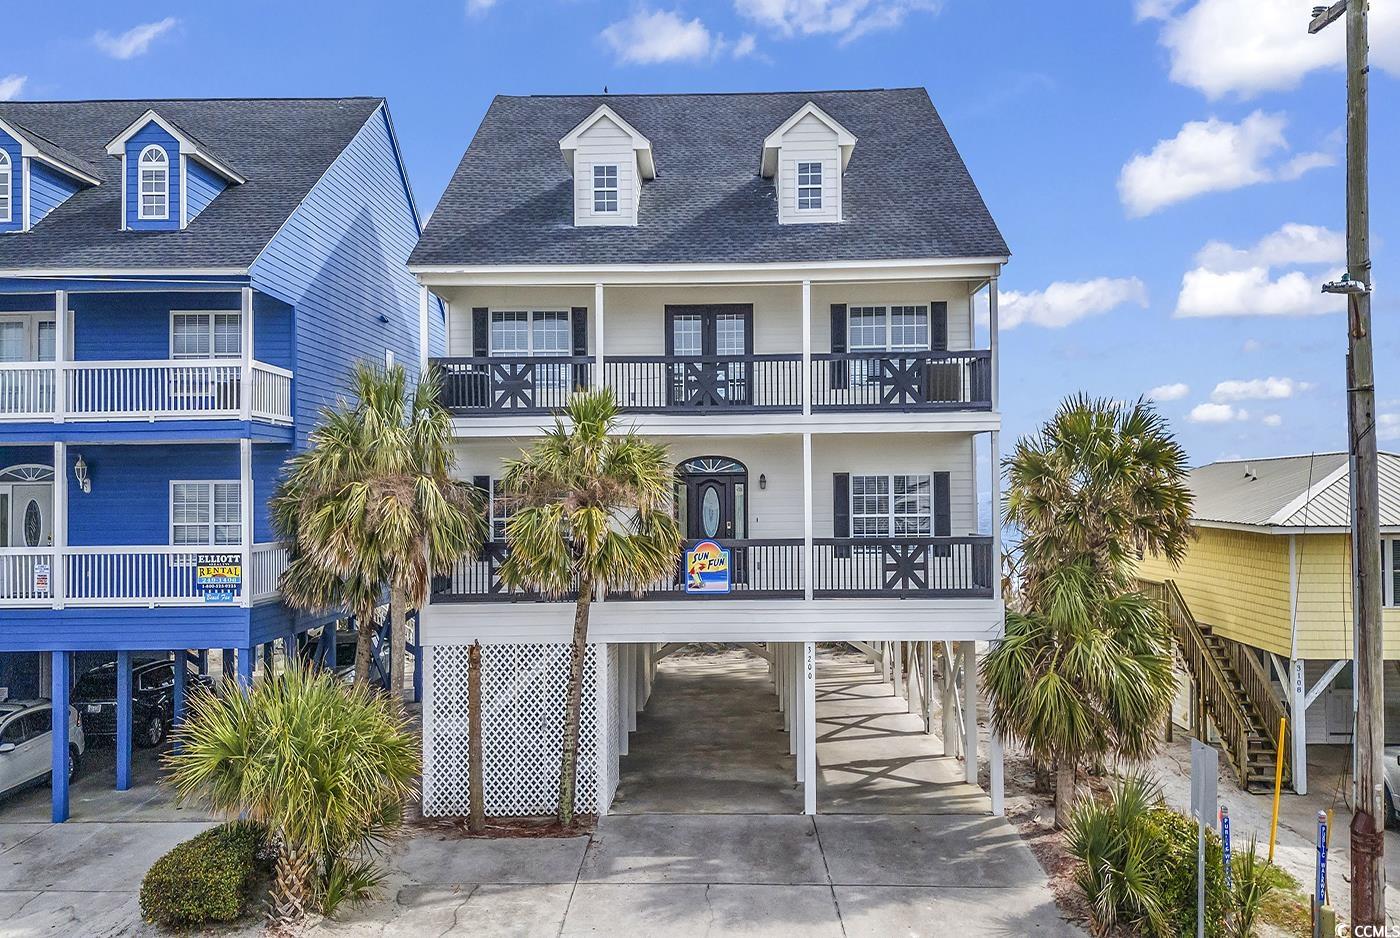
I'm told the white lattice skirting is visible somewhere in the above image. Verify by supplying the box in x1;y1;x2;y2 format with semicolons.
422;642;626;817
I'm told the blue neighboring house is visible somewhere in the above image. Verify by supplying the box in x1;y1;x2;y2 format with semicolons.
0;97;440;821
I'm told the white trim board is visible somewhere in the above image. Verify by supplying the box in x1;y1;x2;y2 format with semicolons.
451;410;999;439
420;597;1005;645
411;258;1008;287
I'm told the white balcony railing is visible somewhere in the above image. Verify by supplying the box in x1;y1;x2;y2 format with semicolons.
0;543;286;608
0;360;293;424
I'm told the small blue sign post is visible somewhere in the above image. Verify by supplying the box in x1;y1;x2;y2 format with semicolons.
1220;805;1232;889
1315;810;1328;905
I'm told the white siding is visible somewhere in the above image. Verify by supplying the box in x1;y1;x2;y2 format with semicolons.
776;114;841;225
573;116;639;228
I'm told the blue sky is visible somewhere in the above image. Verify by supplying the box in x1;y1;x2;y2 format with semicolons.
2;0;1395;466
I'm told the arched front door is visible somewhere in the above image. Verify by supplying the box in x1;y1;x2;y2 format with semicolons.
0;465;54;548
676;456;747;541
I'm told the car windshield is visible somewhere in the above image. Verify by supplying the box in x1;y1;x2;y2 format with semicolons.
75;670;117;698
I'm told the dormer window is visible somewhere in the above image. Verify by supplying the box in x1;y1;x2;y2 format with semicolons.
797;162;822;211
0;151;10;223
593;165;619;214
139;146;169;220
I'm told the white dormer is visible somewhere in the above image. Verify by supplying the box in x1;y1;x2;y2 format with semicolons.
559;104;655;228
761;102;856;225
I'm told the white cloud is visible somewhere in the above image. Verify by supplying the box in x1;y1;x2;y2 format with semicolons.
1142;0;1400;100
1195;223;1344;272
998;277;1148;330
1262;414;1283;428
733;0;939;44
1118;111;1332;217
1242;339;1262;353
1174;223;1348;319
93;17;178;60
1210;377;1311;402
466;0;497;15
1148;382;1191;402
0;75;25;101
601;9;755;64
1189;403;1250;424
1381;414;1400;443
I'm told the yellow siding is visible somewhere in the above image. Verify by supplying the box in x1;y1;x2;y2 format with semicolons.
1137;527;1292;656
1139;528;1400;659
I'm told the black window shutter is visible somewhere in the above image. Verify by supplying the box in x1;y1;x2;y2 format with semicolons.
833;472;851;559
931;301;948;352
570;307;589;389
473;475;492;557
932;471;951;558
471;308;489;358
829;304;848;390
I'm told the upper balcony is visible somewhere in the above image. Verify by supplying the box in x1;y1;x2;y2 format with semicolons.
0;286;295;438
424;276;999;435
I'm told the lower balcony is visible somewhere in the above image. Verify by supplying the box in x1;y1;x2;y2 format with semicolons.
0;360;293;425
0;543;288;608
430;536;994;603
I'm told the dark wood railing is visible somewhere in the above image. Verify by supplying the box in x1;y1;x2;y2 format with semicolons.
604;355;802;413
435;356;593;414
432;537;995;602
810;351;992;411
812;536;994;598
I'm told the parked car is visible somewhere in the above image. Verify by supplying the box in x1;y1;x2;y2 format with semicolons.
73;658;211;748
0;700;85;798
1384;745;1400;826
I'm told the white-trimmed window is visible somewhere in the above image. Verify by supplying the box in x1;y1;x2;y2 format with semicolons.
489;478;513;541
171;312;242;359
851;474;932;538
489;310;569;357
1385;538;1399;608
797;161;822;210
0;151;11;223
849;305;930;352
139;145;169;220
171;481;242;546
593;164;618;213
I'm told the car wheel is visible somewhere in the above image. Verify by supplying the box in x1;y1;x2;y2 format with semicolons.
138;714;166;748
67;746;79;783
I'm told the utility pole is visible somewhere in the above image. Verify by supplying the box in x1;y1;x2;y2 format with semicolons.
1309;0;1383;926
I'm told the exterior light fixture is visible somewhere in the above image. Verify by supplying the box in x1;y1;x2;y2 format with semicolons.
73;454;91;494
759;473;767;490
1321;275;1370;295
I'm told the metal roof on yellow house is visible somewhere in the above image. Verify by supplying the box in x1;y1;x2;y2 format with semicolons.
1187;452;1400;533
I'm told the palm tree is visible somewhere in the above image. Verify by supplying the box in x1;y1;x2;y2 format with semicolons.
498;389;681;826
272;362;486;689
982;395;1193;827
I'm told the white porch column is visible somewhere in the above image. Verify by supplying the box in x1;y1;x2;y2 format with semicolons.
593;282;605;390
988;275;999;411
617;644;631;756
595;642;613;816
239;287;254;421
240;439;253;608
892;640;903;699
795;646;805;783
52;291;67;423
52;441;66;609
990;732;1005;816
417;285;431;374
803;641;818;814
802;433;813;601
962;641;978;785
800;280;811;416
941;642;960;758
922;641;933;733
1292;658;1309;795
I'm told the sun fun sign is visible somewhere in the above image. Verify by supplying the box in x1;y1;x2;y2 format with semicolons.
684;540;731;594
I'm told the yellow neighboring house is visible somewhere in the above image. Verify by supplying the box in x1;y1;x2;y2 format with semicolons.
1137;451;1400;795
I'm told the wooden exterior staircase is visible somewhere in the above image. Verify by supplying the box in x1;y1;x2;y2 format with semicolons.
1143;579;1291;792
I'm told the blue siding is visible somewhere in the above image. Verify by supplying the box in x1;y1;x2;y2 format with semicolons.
28;162;82;227
253;293;293;370
0;129;20;234
0;444;55;469
71;291;241;361
428;295;447;357
252;444;289;541
250;107;424;447
124;123;180;232
185;159;226;222
2;606;257;652
67;443;238;547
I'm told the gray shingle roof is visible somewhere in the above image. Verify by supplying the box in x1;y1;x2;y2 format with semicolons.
1187;452;1400;529
411;88;1010;268
0;97;385;271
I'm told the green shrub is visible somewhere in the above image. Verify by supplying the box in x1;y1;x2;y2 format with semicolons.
1143;806;1227;938
139;820;270;927
1226;835;1275;938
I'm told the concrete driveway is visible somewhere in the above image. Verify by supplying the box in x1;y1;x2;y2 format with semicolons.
325;811;1079;936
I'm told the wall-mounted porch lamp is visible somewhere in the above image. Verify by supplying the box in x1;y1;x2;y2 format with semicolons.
759;473;767;490
73;454;91;494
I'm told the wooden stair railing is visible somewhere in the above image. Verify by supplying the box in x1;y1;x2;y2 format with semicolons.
1141;578;1290;790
